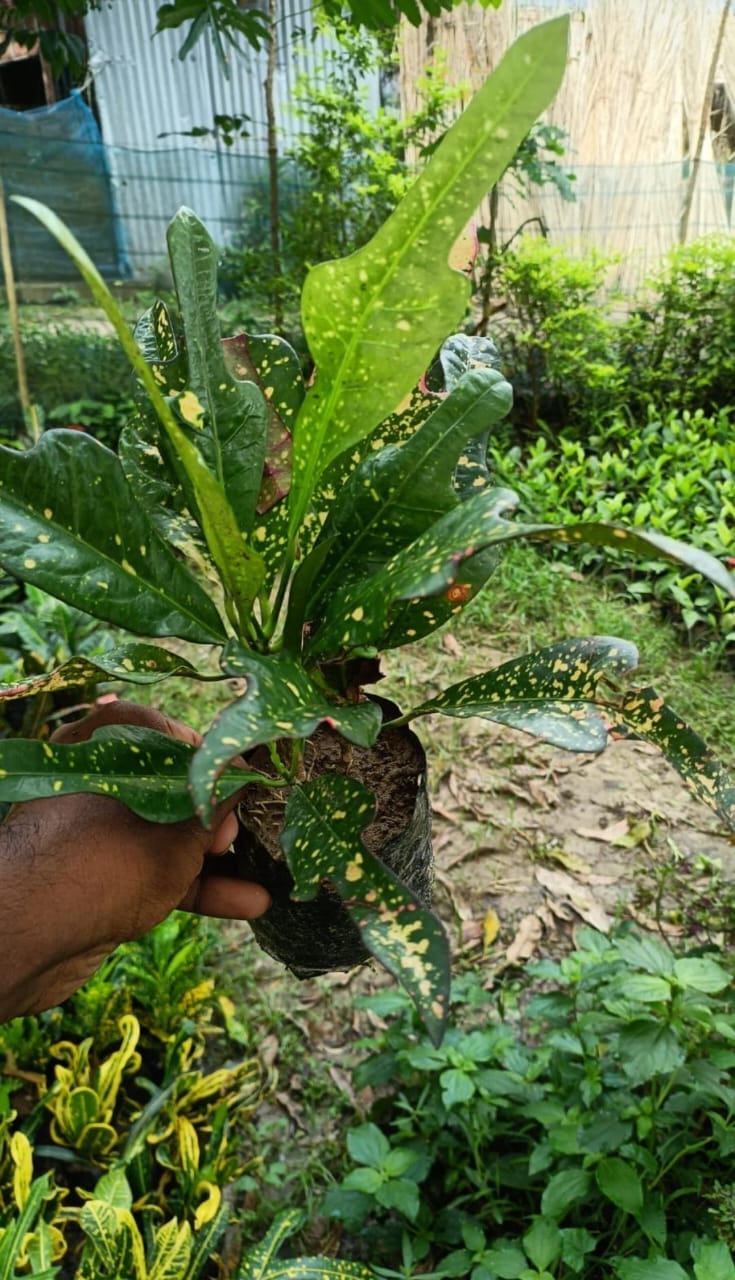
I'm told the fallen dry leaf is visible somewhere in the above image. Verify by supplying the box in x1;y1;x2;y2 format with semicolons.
504;913;543;965
483;908;501;950
538;847;592;875
535;867;612;933
576;817;631;843
443;632;463;657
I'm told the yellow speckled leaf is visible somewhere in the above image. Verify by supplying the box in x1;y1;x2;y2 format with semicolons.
281;775;450;1046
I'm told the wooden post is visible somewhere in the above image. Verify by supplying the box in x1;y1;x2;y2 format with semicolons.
0;180;40;442
680;0;730;244
265;0;284;333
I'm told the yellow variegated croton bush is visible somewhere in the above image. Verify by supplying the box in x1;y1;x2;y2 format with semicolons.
0;15;733;1050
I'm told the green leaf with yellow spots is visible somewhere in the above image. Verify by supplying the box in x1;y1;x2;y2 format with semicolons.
0;431;227;645
222;333;301;511
306;486;520;658
0;726;262;822
189;647;383;821
119;408;212;567
306;496;735;659
166;209;270;539
288;16;569;537
611;687;735;832
282;774;450;1046
405;637;639;753
0;645;220;703
240;1207;375;1279
307;369;512;622
161;410;267;619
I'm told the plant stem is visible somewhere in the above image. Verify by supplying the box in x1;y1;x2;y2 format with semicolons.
265;0;283;332
0;180;39;443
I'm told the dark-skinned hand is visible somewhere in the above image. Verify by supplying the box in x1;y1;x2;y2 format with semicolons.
0;700;270;1021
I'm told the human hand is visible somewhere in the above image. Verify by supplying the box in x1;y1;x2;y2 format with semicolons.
0;700;270;1021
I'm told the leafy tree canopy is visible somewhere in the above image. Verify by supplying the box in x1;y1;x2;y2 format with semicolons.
1;0;503;80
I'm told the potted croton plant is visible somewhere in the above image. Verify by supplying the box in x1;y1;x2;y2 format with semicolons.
1;17;733;1045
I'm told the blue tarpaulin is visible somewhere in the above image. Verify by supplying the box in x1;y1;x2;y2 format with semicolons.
0;91;130;280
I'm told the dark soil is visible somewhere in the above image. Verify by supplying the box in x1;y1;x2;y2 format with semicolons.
229;709;434;978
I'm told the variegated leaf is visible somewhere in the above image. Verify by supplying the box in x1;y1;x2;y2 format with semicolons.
0;431;227;645
147;1217;192;1280
407;637;640;753
282;775;450;1046
612;687;735;832
306;486;519;658
0;644;220;702
167;209;269;539
222;332;301;511
289;17;570;535
307;369;512;619
190;647;383;821
307;499;735;659
0;726;262;823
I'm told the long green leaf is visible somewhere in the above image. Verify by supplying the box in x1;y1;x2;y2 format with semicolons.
11;197;265;623
167;210;270;536
282;775;450;1046
306;485;519;658
0;645;221;703
307;501;735;659
0;431;226;644
308;368;512;616
222;332;300;511
0;727;264;823
190;647;383;822
239;1211;306;1280
289;16;569;535
407;637;640;752
163;412;267;618
611;687;735;832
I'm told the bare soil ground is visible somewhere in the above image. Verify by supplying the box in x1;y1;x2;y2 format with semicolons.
219;635;734;1053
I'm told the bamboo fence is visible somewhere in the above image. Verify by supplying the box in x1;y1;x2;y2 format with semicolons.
400;0;735;293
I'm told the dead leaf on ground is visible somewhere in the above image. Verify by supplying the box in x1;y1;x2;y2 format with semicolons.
275;1091;307;1130
576;818;631;844
503;913;544;966
535;867;612;933
443;632;462;656
537;847;592;875
483;908;501;950
259;1034;280;1069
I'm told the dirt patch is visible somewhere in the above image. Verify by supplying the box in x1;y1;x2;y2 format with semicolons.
425;718;734;959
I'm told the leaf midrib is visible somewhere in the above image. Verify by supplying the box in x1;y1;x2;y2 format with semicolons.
294;35;553;522
0;488;224;642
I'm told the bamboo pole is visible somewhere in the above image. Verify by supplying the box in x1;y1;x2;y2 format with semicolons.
0;180;40;442
680;0;730;243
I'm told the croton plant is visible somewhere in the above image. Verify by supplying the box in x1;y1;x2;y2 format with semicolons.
1;17;734;1043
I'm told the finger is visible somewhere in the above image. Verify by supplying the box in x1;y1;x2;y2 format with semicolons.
182;876;271;920
207;809;239;854
51;701;199;744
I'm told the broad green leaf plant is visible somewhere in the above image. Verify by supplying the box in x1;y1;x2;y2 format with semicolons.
1;18;734;1043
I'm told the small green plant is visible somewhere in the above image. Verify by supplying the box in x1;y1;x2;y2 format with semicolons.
324;929;735;1278
0;914;272;1277
491;236;625;435
220;23;465;331
0;17;733;1047
487;404;735;646
621;235;735;415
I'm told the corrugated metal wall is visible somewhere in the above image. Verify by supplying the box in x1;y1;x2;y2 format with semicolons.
83;0;379;275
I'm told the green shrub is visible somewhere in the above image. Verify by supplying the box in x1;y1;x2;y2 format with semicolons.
492;237;625;435
324;928;735;1278
219;25;463;329
621;235;735;414
489;405;735;647
0;318;132;445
